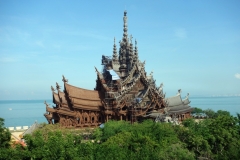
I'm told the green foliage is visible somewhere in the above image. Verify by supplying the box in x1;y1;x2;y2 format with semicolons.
1;109;240;160
178;114;240;159
192;107;204;115
100;120;130;142
203;109;216;118
216;110;231;117
95;120;194;160
0;118;31;160
0;118;12;160
0;118;11;148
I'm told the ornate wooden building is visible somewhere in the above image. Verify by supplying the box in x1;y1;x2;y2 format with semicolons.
44;11;193;127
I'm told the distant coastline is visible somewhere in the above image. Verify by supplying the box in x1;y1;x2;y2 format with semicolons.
0;97;239;127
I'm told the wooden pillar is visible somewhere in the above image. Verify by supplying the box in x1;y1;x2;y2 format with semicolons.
120;115;122;121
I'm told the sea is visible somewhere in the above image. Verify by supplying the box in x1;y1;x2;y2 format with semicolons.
0;97;240;127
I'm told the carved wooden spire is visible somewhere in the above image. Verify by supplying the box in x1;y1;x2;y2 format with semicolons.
123;10;128;40
134;39;138;59
112;37;118;63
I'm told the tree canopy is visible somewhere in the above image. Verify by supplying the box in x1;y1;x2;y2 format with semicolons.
0;109;239;160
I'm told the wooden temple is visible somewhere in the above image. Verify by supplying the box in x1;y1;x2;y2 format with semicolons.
44;11;193;127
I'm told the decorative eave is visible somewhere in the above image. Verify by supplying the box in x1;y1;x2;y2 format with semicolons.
57;108;76;117
58;90;67;104
53;92;60;104
46;105;56;113
95;66;110;91
168;107;193;115
70;97;102;107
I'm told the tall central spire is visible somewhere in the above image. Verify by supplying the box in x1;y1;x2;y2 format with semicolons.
119;10;130;77
123;10;128;40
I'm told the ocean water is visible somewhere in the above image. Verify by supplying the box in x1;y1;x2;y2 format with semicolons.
0;97;240;127
0;100;52;127
190;97;240;115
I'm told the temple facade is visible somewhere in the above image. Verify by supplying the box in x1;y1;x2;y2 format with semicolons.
44;11;193;127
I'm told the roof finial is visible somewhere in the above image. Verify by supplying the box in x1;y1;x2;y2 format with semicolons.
94;66;98;73
186;93;190;99
149;71;153;76
56;82;61;90
177;89;181;95
62;75;68;83
51;86;55;92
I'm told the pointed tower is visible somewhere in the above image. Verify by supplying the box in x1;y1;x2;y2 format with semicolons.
112;37;118;63
127;35;134;71
112;37;120;71
133;39;138;64
123;10;128;42
119;10;129;77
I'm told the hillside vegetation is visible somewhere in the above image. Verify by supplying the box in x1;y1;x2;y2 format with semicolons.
0;110;240;160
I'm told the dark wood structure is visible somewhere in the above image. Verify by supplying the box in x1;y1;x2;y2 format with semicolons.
44;11;193;127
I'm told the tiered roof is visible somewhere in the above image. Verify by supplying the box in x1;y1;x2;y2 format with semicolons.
44;11;193;127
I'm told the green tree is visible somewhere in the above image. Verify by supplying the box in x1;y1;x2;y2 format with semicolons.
178;112;240;160
96;120;194;160
216;110;230;117
204;109;216;118
192;107;203;115
0;118;11;148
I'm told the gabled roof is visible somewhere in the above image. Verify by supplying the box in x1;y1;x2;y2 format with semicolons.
164;93;192;114
165;94;182;107
64;83;101;101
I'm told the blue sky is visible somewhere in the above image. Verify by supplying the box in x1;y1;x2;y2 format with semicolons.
0;0;240;100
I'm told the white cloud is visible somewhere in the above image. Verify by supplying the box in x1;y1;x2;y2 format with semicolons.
235;73;240;79
175;28;187;39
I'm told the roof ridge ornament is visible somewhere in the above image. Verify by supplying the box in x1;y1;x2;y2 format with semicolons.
158;83;163;93
160;83;163;88
56;82;61;90
62;75;68;83
44;101;49;107
185;93;189;99
149;71;153;76
51;86;55;92
177;89;181;95
94;66;99;73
